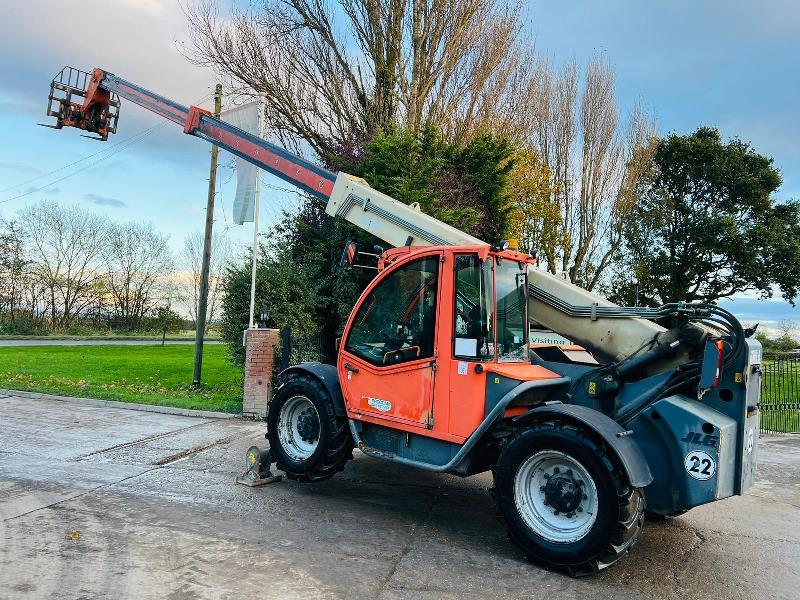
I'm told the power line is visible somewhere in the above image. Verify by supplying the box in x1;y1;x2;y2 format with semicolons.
2;124;154;194
1;90;215;204
0;127;160;205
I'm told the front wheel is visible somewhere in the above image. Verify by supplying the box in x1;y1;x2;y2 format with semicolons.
492;420;645;575
267;374;353;482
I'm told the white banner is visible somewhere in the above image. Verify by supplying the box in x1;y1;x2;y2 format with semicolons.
220;101;262;224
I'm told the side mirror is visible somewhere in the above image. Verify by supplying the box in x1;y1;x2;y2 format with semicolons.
340;241;358;268
339;241;379;270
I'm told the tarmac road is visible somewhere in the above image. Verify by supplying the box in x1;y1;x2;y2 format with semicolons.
0;393;798;600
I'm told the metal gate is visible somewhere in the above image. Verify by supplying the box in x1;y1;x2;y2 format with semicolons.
279;327;332;369
759;354;800;434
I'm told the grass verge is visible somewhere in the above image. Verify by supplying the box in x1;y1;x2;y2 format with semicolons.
0;344;242;413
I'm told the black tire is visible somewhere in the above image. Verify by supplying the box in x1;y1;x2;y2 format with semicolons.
492;419;645;576
267;374;353;483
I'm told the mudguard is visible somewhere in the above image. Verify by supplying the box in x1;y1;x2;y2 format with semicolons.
514;403;653;488
278;362;346;417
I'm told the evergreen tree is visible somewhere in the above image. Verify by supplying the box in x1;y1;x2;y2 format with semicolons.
221;128;516;364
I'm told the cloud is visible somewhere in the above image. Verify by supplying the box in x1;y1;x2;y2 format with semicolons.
0;0;216;169
23;186;60;195
84;193;126;208
0;1;213;106
717;297;799;325
0;162;45;176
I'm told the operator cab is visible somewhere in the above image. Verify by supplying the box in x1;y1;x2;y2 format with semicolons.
338;243;555;437
343;244;533;370
453;252;530;364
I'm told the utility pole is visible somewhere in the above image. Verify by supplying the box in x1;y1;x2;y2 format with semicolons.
192;83;222;388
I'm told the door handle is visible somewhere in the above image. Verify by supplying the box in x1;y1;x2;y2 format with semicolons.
344;362;359;373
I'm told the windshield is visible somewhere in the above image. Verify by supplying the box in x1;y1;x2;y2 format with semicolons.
495;259;528;362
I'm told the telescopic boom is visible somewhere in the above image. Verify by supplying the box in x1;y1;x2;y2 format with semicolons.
44;65;676;362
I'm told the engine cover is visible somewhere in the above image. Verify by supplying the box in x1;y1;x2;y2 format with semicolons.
630;394;756;514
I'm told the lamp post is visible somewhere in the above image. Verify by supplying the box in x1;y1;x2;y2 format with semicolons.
632;277;640;307
258;305;270;329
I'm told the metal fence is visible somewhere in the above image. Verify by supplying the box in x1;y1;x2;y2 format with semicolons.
759;354;800;434
279;327;332;370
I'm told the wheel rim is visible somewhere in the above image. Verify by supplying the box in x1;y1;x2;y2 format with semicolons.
277;395;320;461
513;450;599;544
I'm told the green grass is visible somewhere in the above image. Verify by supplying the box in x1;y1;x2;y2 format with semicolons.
0;344;242;413
760;358;800;433
760;409;800;434
0;329;221;340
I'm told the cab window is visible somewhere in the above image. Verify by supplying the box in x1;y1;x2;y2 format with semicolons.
454;255;494;360
496;259;528;362
345;256;439;367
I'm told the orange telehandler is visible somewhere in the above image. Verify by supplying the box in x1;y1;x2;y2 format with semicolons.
43;66;762;575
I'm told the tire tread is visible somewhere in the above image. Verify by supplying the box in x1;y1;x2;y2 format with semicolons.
492;419;645;576
267;374;353;483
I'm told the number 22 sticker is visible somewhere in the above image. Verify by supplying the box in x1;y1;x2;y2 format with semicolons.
684;451;716;480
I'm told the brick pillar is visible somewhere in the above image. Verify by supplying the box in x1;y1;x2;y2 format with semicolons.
243;328;280;419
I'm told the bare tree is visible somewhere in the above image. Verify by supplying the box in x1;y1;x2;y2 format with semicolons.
524;57;656;290
183;3;652;293
104;222;174;330
182;230;231;329
0;219;30;318
183;0;532;157
0;218;53;327
19;201;109;328
778;319;799;341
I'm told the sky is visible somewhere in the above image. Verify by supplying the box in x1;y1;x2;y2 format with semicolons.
0;0;296;256
0;0;798;330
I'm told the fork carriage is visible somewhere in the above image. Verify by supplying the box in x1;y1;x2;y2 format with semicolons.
44;67;120;141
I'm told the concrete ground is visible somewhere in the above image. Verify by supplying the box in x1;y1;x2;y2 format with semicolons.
0;394;798;600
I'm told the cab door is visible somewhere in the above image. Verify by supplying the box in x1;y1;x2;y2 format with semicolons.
339;253;441;428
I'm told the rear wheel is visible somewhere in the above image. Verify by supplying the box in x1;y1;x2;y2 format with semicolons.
267;375;353;482
492;420;645;575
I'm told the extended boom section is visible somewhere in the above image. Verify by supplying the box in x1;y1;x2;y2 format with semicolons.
48;67;336;199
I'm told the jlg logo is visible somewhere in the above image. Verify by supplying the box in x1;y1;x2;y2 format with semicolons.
680;431;719;448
